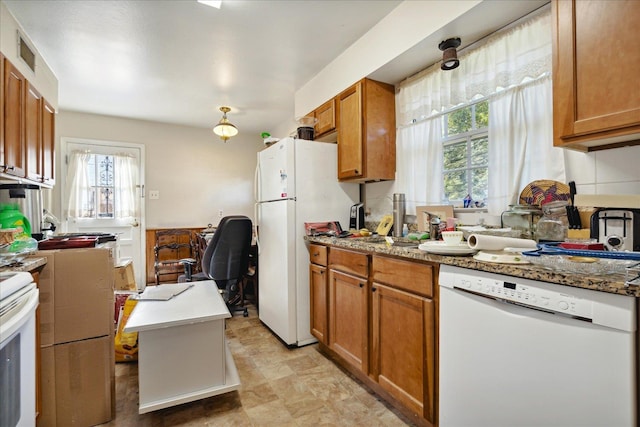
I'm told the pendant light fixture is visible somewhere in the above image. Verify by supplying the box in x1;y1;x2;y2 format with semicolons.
439;37;461;71
213;106;238;141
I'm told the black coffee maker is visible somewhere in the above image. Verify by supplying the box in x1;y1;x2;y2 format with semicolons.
349;203;364;230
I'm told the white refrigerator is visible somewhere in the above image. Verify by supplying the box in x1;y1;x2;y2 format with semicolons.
256;137;359;346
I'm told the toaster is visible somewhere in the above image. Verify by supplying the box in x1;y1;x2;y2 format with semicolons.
590;208;640;251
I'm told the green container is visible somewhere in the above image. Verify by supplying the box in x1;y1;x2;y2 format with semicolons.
0;203;31;238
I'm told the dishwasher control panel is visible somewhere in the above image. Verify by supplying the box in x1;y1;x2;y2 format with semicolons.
450;272;594;319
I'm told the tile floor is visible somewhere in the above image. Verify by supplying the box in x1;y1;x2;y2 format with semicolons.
99;305;415;426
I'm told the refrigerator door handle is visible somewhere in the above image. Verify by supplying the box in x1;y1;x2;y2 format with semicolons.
254;161;260;203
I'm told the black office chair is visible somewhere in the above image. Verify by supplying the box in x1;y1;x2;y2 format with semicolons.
179;215;252;317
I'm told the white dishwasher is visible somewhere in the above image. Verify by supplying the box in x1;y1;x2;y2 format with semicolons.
439;265;637;427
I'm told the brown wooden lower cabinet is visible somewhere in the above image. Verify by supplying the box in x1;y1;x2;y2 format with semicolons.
328;269;368;372
309;263;328;343
312;244;437;427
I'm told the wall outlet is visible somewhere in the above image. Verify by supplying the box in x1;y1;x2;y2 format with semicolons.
218;209;223;218
149;190;160;200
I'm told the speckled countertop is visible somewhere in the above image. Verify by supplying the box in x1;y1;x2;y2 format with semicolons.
306;236;640;297
0;256;47;273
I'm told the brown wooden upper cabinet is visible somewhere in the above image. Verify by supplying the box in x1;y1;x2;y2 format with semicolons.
0;56;56;185
337;78;395;182
41;100;55;185
552;0;640;151
2;58;27;178
25;82;43;182
313;98;337;141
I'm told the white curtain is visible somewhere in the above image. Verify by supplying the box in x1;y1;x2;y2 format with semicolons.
394;6;561;213
114;154;138;218
396;7;552;126
487;76;566;216
66;151;138;219
396;116;443;213
65;150;92;218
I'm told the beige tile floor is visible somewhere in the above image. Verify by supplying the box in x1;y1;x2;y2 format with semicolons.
100;305;415;426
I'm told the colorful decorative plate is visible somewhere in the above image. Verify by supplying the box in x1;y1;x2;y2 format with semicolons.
518;180;571;207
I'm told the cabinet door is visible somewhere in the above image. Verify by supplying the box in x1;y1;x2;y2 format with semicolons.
371;283;435;423
309;263;328;343
315;98;336;138
328;269;368;373
41;100;55;185
337;82;363;180
553;0;640;150
2;60;26;177
25;82;42;181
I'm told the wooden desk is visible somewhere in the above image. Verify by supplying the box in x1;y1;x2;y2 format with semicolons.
124;281;240;414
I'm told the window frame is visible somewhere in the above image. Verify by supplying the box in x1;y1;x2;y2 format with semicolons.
442;100;489;206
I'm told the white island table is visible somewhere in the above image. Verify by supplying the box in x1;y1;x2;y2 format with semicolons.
124;281;240;414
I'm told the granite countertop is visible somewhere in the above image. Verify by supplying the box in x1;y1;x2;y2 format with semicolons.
0;256;47;273
306;236;640;297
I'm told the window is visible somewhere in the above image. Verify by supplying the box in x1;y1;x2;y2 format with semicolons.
66;150;137;219
86;154;115;218
442;100;488;205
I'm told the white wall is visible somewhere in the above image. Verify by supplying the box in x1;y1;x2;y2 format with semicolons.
52;110;264;228
564;146;640;195
0;1;58;108
294;0;481;117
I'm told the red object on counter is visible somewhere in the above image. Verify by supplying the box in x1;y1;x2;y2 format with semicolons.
559;242;605;250
38;236;100;250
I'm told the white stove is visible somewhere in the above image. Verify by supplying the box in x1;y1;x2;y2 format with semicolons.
0;271;34;301
0;270;38;427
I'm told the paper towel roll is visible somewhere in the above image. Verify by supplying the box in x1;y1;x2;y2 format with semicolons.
467;234;537;251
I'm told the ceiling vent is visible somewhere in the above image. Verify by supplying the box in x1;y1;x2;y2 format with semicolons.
17;31;36;73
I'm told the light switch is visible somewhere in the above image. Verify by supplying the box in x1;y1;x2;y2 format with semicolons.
149;190;160;200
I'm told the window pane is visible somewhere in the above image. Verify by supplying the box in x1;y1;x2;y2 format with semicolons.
97;155;114;186
81;190;95;218
475;101;489;128
444;141;467;170
447;106;472;135
444;170;467;200
87;155;96;187
471;167;488;202
98;188;114;218
471;136;488;166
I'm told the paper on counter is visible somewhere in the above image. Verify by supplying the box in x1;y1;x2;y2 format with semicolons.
467;234;537;251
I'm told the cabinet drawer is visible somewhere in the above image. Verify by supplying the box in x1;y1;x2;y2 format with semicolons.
329;247;368;277
372;256;434;298
309;244;327;266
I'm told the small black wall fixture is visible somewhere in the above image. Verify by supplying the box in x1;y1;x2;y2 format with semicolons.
439;37;461;71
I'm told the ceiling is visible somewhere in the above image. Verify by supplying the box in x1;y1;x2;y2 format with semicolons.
4;0;548;139
4;0;401;137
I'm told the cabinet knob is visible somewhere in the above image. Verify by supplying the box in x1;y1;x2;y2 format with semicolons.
359;283;364;288
372;287;377;292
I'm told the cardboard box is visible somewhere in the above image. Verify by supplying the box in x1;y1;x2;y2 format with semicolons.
38;337;115;427
114;259;136;291
36;251;57;347
37;346;56;427
37;248;114;345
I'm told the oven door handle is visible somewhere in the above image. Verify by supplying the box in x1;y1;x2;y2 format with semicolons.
0;288;39;340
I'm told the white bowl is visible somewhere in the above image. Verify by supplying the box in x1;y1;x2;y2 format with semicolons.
442;231;463;246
